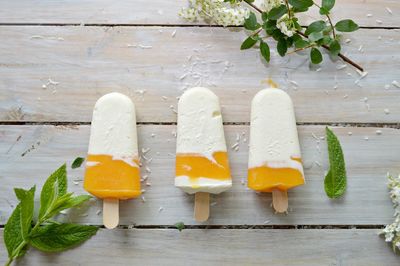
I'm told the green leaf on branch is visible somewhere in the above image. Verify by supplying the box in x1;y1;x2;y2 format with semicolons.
288;0;313;9
30;224;98;252
308;31;324;42
263;20;277;35
277;38;288;56
324;127;347;198
240;36;258;50
329;39;341;56
305;20;326;35
244;12;260;30
310;47;323;64
268;5;287;20
261;12;268;22
260;40;271;62
320;0;335;14
335;19;359;32
294;39;310;48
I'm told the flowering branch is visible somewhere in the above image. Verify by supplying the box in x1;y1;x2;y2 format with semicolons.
179;0;364;72
381;174;400;252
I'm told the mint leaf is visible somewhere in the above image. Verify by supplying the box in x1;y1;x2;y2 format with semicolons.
335;19;359;32
39;164;67;220
288;0;313;9
244;12;260;30
14;186;35;239
47;194;91;218
305;20;326;35
30;224;98;252
259;40;271;62
174;222;185;231
324;127;347;198
268;5;287;20
4;205;26;259
310;47;323;64
240;36;258;50
71;157;84;169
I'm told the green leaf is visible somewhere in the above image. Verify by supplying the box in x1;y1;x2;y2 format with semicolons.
259;40;271;62
335;19;359;32
39;164;67;220
14;186;36;240
277;38;288;56
71;157;84;169
263;20;277;35
30;224;98;252
4;205;27;259
305;20;326;35
324;127;347;199
294;39;309;48
47;194;91;218
268;5;287;20
310;47;323;64
308;31;324;42
288;0;313;9
244;12;260;30
320;0;335;14
261;12;268;22
329;39;341;56
174;222;185;231
240;36;258;50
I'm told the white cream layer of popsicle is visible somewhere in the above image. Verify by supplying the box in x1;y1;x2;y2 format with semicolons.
248;88;304;175
88;92;139;167
175;87;232;194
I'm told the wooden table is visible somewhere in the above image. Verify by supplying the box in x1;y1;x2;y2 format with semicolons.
1;1;400;265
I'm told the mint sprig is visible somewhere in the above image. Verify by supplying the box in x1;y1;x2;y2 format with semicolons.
324;127;347;199
3;164;98;266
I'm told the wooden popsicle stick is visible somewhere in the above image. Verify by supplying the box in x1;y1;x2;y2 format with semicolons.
194;192;210;222
103;198;119;229
272;189;288;213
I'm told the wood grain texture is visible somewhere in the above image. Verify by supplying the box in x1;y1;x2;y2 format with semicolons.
0;0;398;27
1;229;399;265
0;26;399;123
0;125;398;226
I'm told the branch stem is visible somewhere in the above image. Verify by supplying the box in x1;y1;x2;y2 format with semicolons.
242;0;364;72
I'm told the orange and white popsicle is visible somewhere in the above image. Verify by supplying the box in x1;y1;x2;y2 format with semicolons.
84;92;141;228
247;88;304;212
175;87;231;221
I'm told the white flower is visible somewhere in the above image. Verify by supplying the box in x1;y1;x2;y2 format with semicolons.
262;0;284;12
276;14;295;37
179;0;250;27
381;174;400;252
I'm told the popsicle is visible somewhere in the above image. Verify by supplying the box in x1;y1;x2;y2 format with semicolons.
247;88;305;213
84;92;141;228
175;87;232;221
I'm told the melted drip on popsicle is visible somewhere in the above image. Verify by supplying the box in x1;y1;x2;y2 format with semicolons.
247;157;304;192
176;151;231;186
84;154;141;199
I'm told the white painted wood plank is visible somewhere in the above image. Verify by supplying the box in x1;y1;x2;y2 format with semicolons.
0;0;398;27
0;125;397;225
0;229;398;265
0;26;399;123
